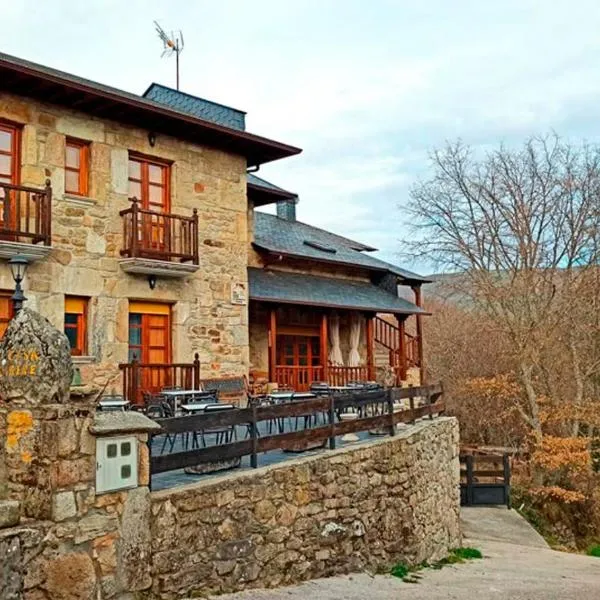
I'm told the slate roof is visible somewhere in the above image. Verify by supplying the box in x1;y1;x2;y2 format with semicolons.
0;52;301;166
248;268;425;314
253;212;430;283
143;83;246;131
247;174;297;199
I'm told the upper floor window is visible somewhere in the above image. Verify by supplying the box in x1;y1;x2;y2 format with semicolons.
65;138;89;196
64;296;89;356
0;122;20;189
128;155;170;213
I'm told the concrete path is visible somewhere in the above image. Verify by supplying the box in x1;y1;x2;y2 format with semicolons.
209;507;600;600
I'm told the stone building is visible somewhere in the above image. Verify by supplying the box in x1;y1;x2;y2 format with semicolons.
0;51;428;403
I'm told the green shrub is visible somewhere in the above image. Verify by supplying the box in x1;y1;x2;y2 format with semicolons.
587;544;600;557
452;547;483;560
390;563;409;579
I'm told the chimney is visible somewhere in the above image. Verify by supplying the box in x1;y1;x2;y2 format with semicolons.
276;198;298;222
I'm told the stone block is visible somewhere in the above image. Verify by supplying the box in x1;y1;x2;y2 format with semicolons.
44;552;97;600
52;491;77;522
0;534;22;599
0;500;21;529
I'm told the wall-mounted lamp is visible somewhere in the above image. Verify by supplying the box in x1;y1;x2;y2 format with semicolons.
148;274;157;290
9;254;29;313
148;132;157;147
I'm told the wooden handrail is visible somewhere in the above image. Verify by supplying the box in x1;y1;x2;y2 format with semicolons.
0;179;52;245
120;197;199;264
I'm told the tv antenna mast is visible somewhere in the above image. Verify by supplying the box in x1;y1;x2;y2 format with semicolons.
154;21;184;90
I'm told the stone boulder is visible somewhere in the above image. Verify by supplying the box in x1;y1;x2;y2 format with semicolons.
0;308;73;404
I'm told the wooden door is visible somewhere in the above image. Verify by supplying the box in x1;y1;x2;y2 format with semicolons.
128;156;170;255
276;335;321;390
128;302;171;399
0;292;13;338
0;122;19;235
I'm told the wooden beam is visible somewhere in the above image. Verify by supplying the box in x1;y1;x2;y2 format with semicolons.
366;314;374;381
269;308;277;383
396;315;407;382
412;285;424;384
320;312;328;381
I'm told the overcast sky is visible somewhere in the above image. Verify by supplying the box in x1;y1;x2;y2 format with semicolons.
4;1;600;271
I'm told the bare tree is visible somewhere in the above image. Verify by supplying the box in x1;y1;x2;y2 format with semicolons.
406;134;600;440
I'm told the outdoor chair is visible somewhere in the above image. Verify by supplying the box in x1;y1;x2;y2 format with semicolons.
199;403;237;447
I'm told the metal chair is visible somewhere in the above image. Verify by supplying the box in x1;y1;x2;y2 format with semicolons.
200;404;237;447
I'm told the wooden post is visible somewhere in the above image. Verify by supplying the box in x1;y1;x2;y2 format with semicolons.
320;312;328;382
412;285;424;384
131;197;139;258
387;388;395;436
503;453;511;508
251;405;258;468
366;314;374;381
193;352;201;390
192;208;199;264
131;353;139;406
268;308;277;384
466;455;475;506
328;395;336;450
396;316;407;382
44;178;52;245
408;384;416;424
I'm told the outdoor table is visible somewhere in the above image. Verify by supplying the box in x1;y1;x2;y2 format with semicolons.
268;391;316;403
98;399;130;411
161;389;214;414
181;402;216;414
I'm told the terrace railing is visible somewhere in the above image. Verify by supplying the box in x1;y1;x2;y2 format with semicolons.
0;180;52;245
120;198;199;264
148;383;445;482
274;365;324;390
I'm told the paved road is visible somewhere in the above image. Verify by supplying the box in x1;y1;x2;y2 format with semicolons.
210;507;600;600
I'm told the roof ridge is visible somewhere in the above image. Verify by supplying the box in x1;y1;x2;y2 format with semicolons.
142;82;247;115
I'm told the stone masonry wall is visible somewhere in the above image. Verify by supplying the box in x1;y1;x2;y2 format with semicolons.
0;92;249;388
148;417;460;598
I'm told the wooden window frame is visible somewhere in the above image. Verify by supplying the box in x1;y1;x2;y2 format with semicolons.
0;291;14;338
64;296;88;356
128;302;172;364
128;153;171;213
65;138;90;196
0;120;21;185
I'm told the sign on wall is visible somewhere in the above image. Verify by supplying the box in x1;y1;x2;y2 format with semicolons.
231;282;247;305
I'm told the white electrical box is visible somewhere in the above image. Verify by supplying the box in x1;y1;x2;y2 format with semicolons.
96;436;138;493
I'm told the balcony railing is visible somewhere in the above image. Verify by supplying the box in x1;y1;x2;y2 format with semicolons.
119;354;201;406
120;198;199;264
0;180;52;245
274;365;376;391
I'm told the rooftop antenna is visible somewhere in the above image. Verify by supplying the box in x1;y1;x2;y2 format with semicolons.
154;20;184;90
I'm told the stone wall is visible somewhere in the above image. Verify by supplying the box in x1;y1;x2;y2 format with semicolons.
148;417;460;598
0;92;249;387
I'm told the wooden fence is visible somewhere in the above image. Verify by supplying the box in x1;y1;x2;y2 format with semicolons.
148;384;444;483
460;453;511;507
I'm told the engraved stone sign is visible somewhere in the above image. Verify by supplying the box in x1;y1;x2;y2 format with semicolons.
0;308;73;404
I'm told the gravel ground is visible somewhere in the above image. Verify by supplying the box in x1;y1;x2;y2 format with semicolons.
207;507;600;600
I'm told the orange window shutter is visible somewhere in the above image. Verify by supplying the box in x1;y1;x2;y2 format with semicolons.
65;297;87;313
129;301;171;315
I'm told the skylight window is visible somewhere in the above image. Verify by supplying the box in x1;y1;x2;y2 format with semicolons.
303;240;337;254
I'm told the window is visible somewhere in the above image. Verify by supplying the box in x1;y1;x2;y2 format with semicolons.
128;302;171;364
128;155;170;212
64;296;88;356
65;138;89;196
0;122;19;189
0;292;14;338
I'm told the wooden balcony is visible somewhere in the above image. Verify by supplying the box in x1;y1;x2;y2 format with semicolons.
119;198;199;278
119;354;201;406
0;180;52;260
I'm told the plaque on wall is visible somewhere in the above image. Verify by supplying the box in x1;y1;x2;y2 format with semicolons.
231;282;247;305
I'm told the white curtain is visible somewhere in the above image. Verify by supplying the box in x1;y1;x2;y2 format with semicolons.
348;312;363;367
328;312;344;366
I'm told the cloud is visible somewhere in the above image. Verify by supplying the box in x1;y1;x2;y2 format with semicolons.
4;0;600;274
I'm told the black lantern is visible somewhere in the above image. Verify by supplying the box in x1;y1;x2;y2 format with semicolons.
9;254;29;313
